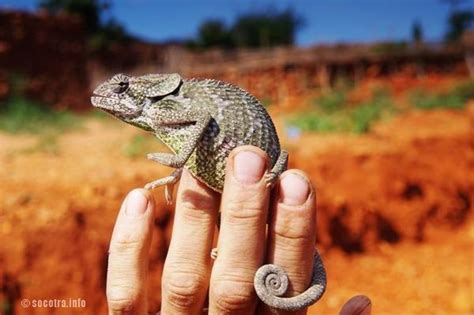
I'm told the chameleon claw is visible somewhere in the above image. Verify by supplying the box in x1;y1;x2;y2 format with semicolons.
210;248;218;260
165;183;174;205
144;182;155;190
147;152;173;163
264;171;277;188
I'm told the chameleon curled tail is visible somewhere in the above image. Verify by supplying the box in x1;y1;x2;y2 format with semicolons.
254;251;326;311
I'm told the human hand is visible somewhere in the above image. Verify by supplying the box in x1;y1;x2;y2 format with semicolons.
106;146;372;314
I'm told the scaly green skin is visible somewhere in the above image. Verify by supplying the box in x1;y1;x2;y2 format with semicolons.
91;73;326;312
152;78;282;192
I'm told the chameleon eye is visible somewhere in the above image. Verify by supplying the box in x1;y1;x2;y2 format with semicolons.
113;81;129;94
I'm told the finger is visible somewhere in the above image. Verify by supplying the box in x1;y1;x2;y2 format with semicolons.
259;170;315;315
161;169;220;314
339;295;372;315
209;146;270;314
107;189;155;315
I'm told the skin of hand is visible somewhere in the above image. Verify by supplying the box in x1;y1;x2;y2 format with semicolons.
106;145;372;315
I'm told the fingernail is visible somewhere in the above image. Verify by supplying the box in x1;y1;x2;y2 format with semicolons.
280;172;310;206
233;150;266;184
340;295;372;315
125;189;149;217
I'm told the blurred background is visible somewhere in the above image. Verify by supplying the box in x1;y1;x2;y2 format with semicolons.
0;0;473;314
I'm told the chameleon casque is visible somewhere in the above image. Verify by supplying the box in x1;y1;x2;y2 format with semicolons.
91;73;326;311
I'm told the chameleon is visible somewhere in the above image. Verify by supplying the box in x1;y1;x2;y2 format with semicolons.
91;73;326;311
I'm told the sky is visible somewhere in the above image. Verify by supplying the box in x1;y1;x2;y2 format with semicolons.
1;0;473;46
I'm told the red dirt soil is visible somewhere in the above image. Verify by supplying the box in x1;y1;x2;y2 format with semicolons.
0;104;472;314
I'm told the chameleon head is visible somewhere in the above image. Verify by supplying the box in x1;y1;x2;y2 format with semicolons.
91;73;183;129
91;73;145;121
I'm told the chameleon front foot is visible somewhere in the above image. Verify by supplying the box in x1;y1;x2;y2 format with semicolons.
147;152;187;168
144;168;183;204
254;251;326;311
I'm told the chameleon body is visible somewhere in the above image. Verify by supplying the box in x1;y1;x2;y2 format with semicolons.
91;73;326;311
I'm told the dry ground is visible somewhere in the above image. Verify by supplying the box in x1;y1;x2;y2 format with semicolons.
0;104;472;314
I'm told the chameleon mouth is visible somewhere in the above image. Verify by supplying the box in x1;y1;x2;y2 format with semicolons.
90;95;122;114
91;93;111;99
90;95;105;106
91;95;143;118
91;94;114;106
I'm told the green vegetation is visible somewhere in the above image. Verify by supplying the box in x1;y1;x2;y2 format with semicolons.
315;89;347;112
351;92;395;133
444;9;474;42
0;74;86;154
289;89;396;134
261;98;272;108
451;80;474;101
188;8;304;49
288;112;348;134
123;134;157;159
371;41;409;55
38;0;132;50
412;20;424;44
410;80;474;110
0;74;84;134
410;91;464;110
0;96;82;134
289;79;473;135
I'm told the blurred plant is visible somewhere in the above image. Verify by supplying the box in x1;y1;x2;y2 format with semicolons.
0;74;82;133
411;20;424;45
38;0;132;49
372;41;408;55
288;112;342;133
190;8;304;49
315;89;347;112
261;98;272;108
38;0;108;34
88;17;132;50
451;79;474;100
409;80;473;110
88;108;110;120
194;20;234;49
289;89;395;134
0;96;82;133
444;9;474;42
123;134;156;159
351;90;395;133
232;9;304;48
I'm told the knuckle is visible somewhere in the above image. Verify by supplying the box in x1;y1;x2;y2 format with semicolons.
212;279;256;312
109;234;142;256
180;191;218;213
224;198;266;222
274;219;314;242
107;287;140;313
163;271;207;310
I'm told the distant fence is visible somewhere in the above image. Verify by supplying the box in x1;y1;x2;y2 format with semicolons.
90;42;470;104
0;10;471;110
